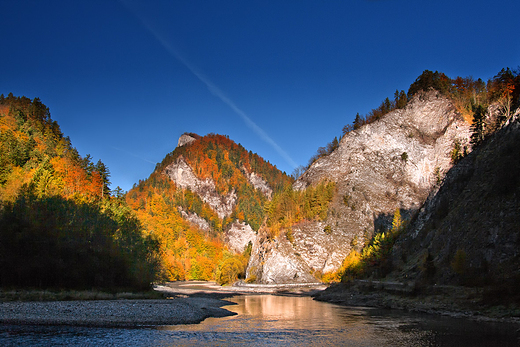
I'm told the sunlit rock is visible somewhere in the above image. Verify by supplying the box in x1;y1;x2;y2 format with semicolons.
224;220;257;254
249;91;472;283
163;156;236;219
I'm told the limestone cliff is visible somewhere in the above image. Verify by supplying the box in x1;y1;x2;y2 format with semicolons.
178;208;211;232
242;167;273;198
247;91;472;283
177;133;197;148
223;221;256;254
163;156;237;220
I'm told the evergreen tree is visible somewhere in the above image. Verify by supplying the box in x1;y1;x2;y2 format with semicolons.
353;113;363;130
470;104;486;148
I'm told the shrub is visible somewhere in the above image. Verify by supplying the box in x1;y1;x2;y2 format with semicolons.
286;229;295;244
324;225;332;235
451;249;467;275
338;250;363;282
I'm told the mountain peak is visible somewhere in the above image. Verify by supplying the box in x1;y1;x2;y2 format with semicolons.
177;133;199;148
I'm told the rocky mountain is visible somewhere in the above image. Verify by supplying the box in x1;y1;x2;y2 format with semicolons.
125;70;517;288
247;90;472;283
125;133;293;282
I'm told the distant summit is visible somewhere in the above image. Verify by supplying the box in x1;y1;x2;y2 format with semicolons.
177;133;199;148
126;133;293;283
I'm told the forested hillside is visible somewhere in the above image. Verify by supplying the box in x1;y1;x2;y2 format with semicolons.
0;94;159;290
125;133;294;283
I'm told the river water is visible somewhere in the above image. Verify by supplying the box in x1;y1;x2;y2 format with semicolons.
1;294;518;346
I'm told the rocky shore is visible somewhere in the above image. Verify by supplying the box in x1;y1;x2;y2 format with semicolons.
0;283;240;327
0;297;236;327
313;281;520;325
0;281;328;328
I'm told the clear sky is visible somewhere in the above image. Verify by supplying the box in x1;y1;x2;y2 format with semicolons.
2;0;518;191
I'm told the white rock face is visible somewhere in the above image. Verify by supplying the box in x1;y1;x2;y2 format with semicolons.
249;91;472;283
224;220;257;254
178;208;211;232
163;156;236;219
242;167;273;198
247;234;317;284
291;222;351;274
177;134;196;147
294;91;470;192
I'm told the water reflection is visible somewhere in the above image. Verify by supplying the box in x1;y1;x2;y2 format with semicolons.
1;295;518;346
160;295;519;347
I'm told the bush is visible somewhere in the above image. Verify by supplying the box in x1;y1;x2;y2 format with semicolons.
286;230;295;244
451;249;467;275
324;225;332;235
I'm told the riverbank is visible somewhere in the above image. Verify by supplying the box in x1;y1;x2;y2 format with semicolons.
0;297;236;327
6;280;519;328
155;280;327;296
312;281;520;325
0;283;240;327
0;281;327;327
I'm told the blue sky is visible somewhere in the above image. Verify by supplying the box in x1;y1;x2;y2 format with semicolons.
2;0;518;191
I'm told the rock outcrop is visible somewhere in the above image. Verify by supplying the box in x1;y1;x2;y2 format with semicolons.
242;168;273;198
163;156;236;219
223;220;257;254
178;208;211;232
247;232;317;284
247;91;472;283
177;133;197;148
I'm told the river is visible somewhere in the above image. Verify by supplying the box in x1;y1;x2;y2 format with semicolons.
1;294;518;346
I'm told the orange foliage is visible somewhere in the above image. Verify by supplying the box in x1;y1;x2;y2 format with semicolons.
126;174;226;281
50;156;102;202
126;133;294;282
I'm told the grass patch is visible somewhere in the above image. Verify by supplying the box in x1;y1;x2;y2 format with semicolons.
0;288;164;301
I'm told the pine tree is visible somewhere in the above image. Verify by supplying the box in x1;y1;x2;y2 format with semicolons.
353;113;363;130
470;104;486;148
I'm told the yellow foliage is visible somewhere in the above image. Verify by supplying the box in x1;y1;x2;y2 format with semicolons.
0;166;32;202
322;250;362;283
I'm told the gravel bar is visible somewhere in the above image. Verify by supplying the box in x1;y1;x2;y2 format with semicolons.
0;297;237;327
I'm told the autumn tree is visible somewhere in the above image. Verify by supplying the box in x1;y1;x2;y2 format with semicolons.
407;70;451;98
